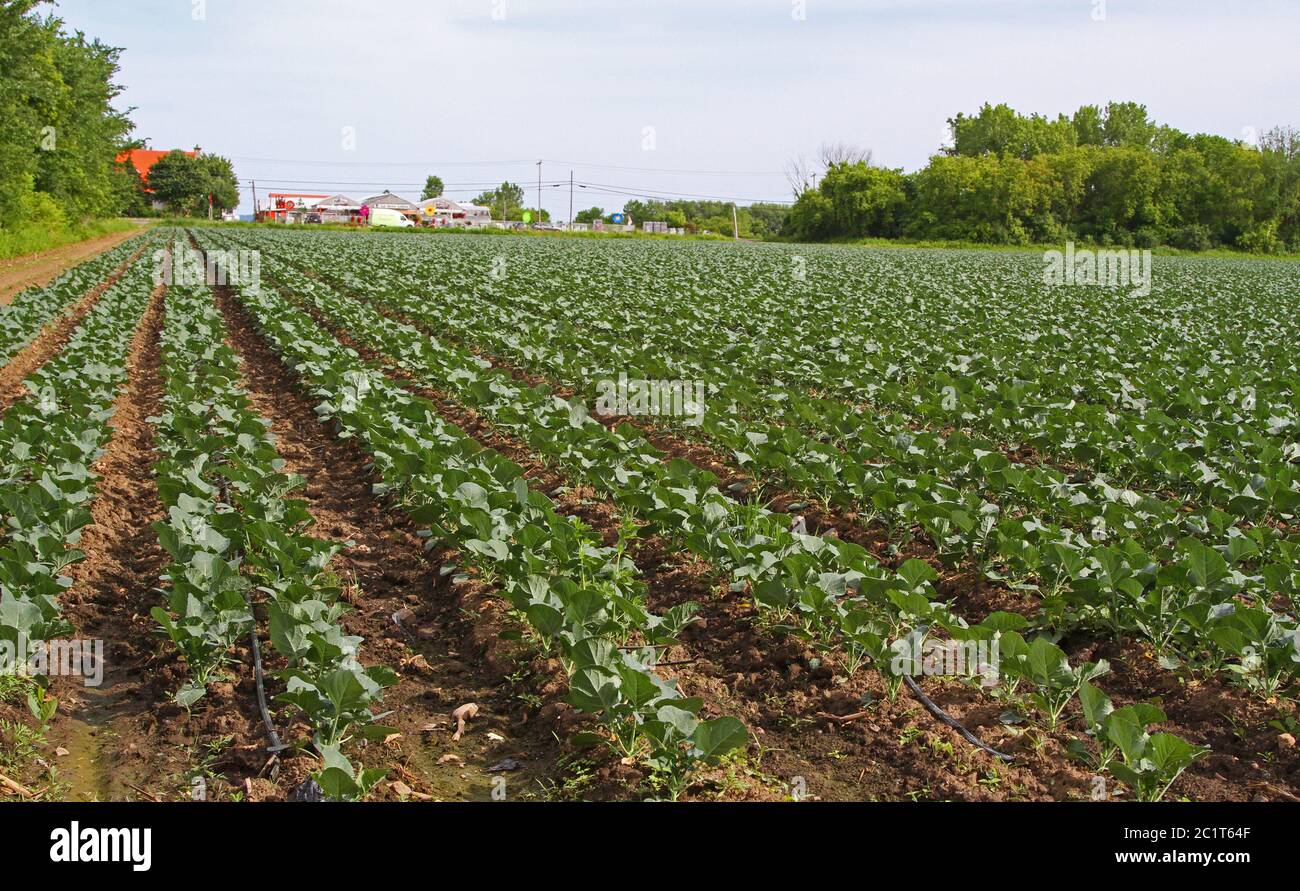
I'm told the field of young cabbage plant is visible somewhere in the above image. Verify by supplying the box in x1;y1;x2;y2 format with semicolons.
1;225;1297;803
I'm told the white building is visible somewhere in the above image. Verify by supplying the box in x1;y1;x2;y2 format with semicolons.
311;194;361;223
419;197;494;228
361;190;420;211
458;202;493;226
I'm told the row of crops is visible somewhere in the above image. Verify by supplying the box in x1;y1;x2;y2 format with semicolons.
3;224;1295;801
2;235;397;798
1;232;159;675
224;229;1298;693
151;275;397;799
0;236;145;367
191;229;752;798
195;226;1297;800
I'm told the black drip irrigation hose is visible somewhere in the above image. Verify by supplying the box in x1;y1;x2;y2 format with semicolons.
903;674;1014;763
199;230;1012;773
210;449;287;760
245;595;288;757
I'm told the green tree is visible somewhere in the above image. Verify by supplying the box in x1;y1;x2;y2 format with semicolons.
0;1;59;226
1100;101;1156;149
787;101;1299;252
1072;105;1106;146
474;180;525;217
1075;145;1163;243
33;26;133;218
785;190;834;240
421;175;443;200
145;150;238;215
746;202;790;238
1;2;136;226
909;153;1050;243
0;1;136;232
198;153;239;214
109;153;149;216
145;150;203;214
573;206;605;223
819;162;909;237
949;103;1074;159
1258;126;1300;248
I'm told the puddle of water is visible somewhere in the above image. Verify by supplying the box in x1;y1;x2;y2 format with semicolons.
49;676;141;802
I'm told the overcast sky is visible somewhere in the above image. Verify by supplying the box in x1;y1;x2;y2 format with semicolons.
50;0;1300;218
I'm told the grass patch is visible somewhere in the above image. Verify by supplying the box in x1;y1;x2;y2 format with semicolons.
0;218;138;262
815;234;1300;261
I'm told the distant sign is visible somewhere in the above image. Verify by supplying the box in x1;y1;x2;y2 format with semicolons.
610;213;625;224
522;211;533;223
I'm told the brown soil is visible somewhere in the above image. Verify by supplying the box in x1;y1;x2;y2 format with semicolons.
1065;637;1300;802
190;237;1300;803
44;283;266;801
0;239;151;415
275;280;1117;801
212;284;593;801
326;285;1299;801
0;226;148;306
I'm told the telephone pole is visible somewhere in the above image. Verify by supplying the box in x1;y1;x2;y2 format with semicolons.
732;203;739;240
568;170;574;229
536;160;542;226
251;179;258;220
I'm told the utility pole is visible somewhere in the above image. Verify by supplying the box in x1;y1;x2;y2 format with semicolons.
251;179;258;219
732;203;739;240
569;170;574;230
536;160;542;226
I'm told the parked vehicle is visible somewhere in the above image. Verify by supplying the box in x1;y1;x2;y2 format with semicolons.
368;207;413;228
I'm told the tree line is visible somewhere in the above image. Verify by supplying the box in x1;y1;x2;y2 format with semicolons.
783;102;1300;253
1;0;134;234
0;0;238;240
568;199;788;237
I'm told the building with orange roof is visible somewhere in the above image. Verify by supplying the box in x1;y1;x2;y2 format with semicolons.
116;148;198;192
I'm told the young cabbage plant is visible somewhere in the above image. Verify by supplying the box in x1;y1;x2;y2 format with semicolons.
1070;681;1163;775
1209;604;1300;699
1101;704;1209;802
312;743;389;802
999;634;1109;729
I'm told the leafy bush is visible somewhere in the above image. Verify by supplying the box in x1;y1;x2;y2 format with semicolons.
1165;224;1213;251
1237;221;1281;254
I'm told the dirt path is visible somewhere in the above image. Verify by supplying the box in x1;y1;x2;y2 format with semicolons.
0;240;152;415
212;284;576;801
49;280;285;802
0;225;148;306
47;283;212;801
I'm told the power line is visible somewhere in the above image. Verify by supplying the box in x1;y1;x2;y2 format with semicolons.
228;155;786;176
237;178;568;188
571;180;793;205
542;158;785;177
235;185;516;195
234;174;793;207
229;156;540;167
236;178;792;205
